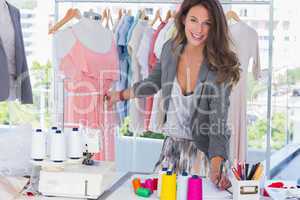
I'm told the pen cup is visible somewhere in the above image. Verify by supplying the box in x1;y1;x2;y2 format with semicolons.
232;178;260;200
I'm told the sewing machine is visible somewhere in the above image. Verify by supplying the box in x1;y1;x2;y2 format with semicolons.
38;161;116;199
36;128;117;199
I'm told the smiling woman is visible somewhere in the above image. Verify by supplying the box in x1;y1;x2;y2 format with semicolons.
107;0;240;190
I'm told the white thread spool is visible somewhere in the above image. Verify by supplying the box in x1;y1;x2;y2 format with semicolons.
68;127;82;159
46;127;57;156
50;130;66;162
177;171;189;200
31;129;46;161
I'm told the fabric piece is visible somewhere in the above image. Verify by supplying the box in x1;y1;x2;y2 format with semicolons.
127;20;149;133
228;21;261;162
0;176;28;199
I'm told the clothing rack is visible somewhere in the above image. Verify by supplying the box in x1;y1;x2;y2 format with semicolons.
53;0;274;179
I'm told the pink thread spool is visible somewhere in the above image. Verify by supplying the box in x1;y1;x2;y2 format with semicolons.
187;175;203;200
145;179;154;193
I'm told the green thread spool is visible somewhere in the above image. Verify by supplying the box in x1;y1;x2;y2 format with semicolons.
136;188;151;197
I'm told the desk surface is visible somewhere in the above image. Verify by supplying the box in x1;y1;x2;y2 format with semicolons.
19;172;272;200
99;173;272;200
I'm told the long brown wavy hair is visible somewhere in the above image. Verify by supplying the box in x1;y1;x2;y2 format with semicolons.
173;0;240;84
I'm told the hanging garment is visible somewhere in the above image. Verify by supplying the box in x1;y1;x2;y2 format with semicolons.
144;22;167;130
53;18;119;160
0;3;33;103
127;20;149;134
154;18;174;59
136;26;154;129
115;16;134;123
136;26;154;79
148;19;176;132
228;21;261;162
148;21;167;68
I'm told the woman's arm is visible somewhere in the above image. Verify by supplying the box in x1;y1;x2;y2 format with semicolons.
107;58;162;105
207;81;232;189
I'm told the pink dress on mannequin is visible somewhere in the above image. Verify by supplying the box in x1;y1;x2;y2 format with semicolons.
53;18;119;161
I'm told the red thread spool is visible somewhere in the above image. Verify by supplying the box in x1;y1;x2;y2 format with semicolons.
152;178;158;190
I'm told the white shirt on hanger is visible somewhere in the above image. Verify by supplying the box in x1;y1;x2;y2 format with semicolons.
0;1;17;100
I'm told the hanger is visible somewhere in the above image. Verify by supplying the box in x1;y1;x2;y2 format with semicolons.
107;8;114;27
126;9;132;16
49;8;81;34
165;10;172;21
117;8;123;21
140;9;149;20
101;8;108;24
226;10;240;23
150;9;162;26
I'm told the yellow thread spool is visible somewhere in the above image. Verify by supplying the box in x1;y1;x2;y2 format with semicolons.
160;171;176;200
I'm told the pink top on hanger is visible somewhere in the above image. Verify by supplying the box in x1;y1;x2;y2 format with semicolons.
53;20;119;161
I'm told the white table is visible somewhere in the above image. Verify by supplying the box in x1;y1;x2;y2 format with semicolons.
100;173;272;200
19;172;272;200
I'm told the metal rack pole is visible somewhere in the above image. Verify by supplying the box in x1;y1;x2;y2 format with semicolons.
55;0;270;5
265;0;274;179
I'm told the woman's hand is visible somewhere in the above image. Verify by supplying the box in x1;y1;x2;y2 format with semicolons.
105;91;120;107
209;157;232;190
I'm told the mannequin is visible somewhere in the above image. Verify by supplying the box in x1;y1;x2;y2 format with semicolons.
0;1;33;103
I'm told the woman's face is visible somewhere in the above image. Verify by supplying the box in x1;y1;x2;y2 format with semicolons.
183;4;211;47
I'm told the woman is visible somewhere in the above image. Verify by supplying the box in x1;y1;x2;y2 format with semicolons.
107;0;240;190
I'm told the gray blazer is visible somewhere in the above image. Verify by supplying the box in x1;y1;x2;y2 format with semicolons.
0;3;33;104
133;40;232;160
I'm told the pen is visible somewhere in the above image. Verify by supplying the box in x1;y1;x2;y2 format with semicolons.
252;164;263;180
247;163;259;180
231;167;241;180
245;163;249;180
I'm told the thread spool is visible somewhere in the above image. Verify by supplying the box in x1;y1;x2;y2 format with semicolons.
145;179;154;193
46;127;57;156
157;167;168;197
50;130;66;162
31;129;46;161
153;178;158;190
132;178;141;192
161;171;176;200
187;175;202;200
68;127;82;159
136;188;151;197
177;171;189;200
